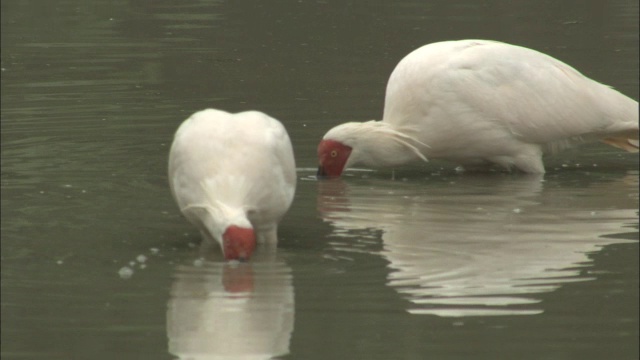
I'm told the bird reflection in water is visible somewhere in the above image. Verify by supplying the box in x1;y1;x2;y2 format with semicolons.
167;250;294;359
317;171;639;317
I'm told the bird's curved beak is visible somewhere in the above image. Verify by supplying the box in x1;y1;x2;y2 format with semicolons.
317;165;328;178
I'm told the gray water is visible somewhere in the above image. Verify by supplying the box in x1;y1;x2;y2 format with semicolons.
1;1;638;359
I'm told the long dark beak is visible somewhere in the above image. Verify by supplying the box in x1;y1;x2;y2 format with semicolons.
316;165;328;178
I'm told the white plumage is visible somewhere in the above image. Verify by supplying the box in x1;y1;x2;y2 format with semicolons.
168;109;296;260
318;40;638;176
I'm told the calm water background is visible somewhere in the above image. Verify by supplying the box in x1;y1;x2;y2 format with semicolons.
1;1;638;359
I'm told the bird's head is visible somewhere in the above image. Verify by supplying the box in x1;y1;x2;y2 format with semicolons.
317;122;365;178
222;225;256;261
317;139;353;178
317;121;429;177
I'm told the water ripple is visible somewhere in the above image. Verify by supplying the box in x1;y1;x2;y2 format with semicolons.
167;254;294;359
317;173;639;317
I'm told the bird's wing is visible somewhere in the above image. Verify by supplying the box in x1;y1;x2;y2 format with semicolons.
383;40;638;152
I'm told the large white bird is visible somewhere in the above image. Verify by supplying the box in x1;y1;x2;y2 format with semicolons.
317;39;639;176
168;109;296;261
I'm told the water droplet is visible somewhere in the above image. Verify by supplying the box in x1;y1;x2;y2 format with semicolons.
228;259;241;267
118;266;134;279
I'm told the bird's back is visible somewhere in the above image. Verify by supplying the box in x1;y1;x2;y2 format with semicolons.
382;40;638;158
168;109;296;229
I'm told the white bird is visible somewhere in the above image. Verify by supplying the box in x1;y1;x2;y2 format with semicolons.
168;109;296;260
317;39;639;176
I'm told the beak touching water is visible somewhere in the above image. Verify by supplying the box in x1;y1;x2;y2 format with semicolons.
222;226;256;261
317;165;328;178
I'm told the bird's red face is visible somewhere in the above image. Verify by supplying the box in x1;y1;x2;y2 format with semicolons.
222;226;256;261
317;139;353;178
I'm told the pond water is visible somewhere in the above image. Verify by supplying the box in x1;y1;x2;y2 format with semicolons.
1;1;638;359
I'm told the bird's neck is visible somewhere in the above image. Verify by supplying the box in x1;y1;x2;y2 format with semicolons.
182;202;252;241
347;121;429;168
182;180;254;243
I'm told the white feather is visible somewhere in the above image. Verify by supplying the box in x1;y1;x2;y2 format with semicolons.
168;109;297;247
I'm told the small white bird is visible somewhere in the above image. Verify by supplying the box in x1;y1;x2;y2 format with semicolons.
317;39;639;176
168;109;296;260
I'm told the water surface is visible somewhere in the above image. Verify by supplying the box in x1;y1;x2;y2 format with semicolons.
2;1;638;359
